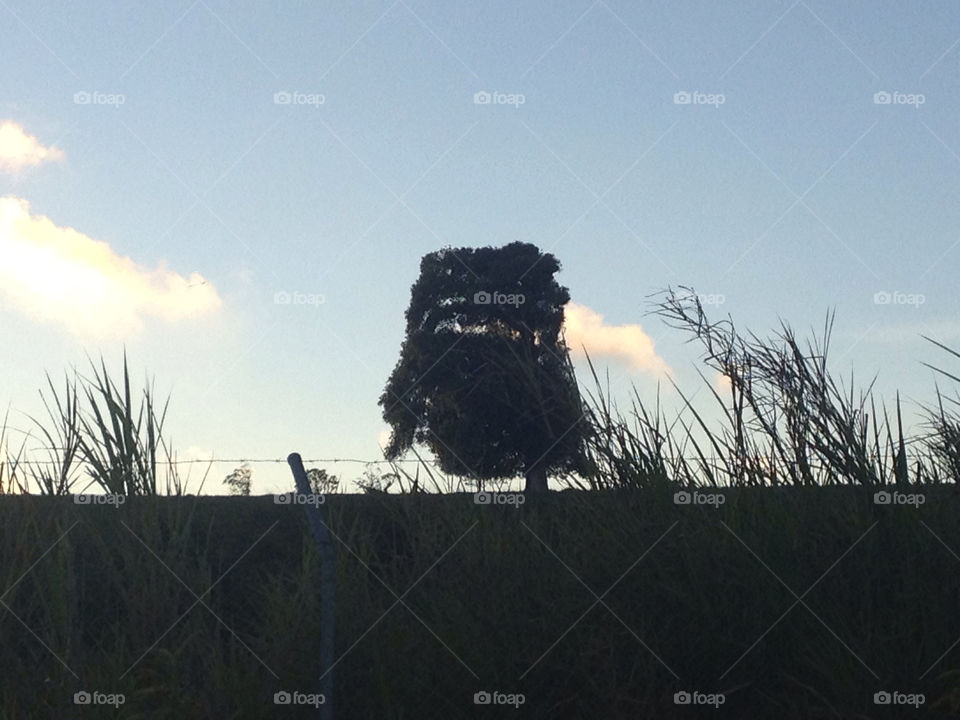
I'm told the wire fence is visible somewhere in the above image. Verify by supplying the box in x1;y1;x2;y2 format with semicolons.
0;425;437;467
1;432;927;480
2;451;896;472
1;454;438;467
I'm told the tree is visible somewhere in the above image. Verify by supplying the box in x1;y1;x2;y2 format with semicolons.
306;467;339;494
223;463;252;496
357;465;400;494
379;241;591;492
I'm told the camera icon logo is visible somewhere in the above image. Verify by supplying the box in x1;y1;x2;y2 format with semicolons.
673;491;691;505
274;290;291;305
274;691;292;704
873;690;891;704
873;291;891;305
473;91;491;105
274;91;292;105
873;491;891;505
73;91;91;105
673;91;691;104
674;690;692;704
74;691;92;705
474;290;491;304
274;493;292;505
873;91;891;105
474;492;492;505
473;691;492;704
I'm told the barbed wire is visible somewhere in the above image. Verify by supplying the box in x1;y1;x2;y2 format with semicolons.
0;454;441;467
1;452;891;469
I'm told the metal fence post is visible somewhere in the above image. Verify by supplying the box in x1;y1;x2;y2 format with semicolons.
287;452;336;720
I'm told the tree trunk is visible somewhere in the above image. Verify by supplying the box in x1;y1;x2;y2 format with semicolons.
524;463;549;493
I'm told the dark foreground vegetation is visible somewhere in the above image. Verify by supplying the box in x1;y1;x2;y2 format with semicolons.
3;288;960;717
2;489;960;719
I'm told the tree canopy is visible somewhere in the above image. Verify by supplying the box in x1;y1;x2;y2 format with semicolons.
379;241;591;492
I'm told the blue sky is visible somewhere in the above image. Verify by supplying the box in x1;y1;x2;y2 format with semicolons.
1;0;959;493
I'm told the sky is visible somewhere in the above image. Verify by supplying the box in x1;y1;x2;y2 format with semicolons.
1;1;959;493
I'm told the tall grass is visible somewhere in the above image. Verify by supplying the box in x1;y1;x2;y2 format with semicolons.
0;408;26;494
2;353;203;496
3;296;960;717
76;353;174;495
3;490;960;718
576;287;960;490
19;373;83;495
4;293;958;496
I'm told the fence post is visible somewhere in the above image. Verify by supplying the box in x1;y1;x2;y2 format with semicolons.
287;452;336;720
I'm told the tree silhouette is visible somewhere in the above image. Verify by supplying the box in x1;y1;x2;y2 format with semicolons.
306;467;339;494
379;241;591;492
223;463;252;496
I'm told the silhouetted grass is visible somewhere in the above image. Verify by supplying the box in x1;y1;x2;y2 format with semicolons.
577;287;960;491
3;298;960;717
0;408;25;494
3;353;205;497
2;491;960;718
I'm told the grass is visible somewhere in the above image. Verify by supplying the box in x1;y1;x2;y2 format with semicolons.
1;490;960;718
575;287;960;491
2;292;960;718
2;352;207;497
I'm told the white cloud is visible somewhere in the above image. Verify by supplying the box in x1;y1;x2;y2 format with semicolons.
0;121;64;172
183;446;216;462
0;196;221;337
563;301;670;377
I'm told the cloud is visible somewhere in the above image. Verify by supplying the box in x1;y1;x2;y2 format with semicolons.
563;301;670;377
0;196;221;337
183;446;216;462
0;121;64;172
